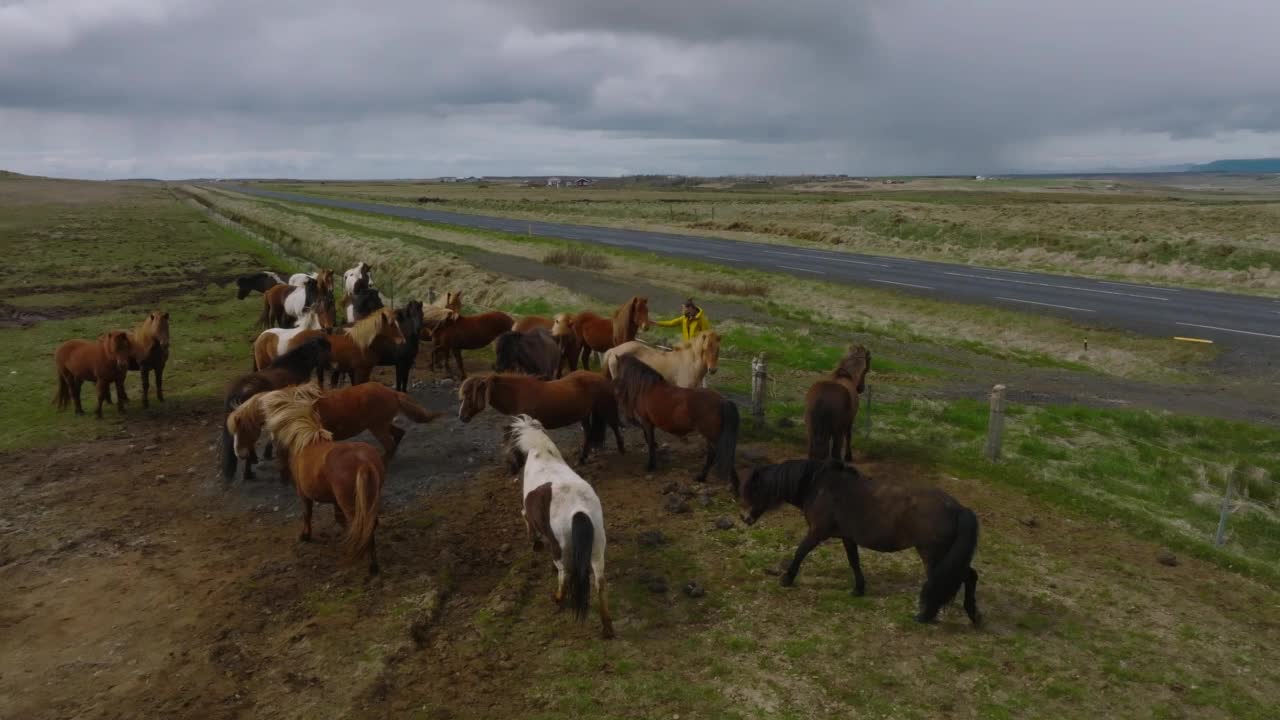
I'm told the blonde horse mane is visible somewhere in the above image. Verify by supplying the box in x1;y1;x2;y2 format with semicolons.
509;414;564;462
457;375;493;412
346;307;397;349
422;306;458;331
128;310;170;354
435;291;462;313
259;383;332;454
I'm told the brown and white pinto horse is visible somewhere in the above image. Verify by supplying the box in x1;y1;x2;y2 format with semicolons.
804;344;871;462
612;355;739;485
457;371;624;464
572;296;649;370
125;310;170;407
53;331;132;418
431;311;514;379
258;384;387;575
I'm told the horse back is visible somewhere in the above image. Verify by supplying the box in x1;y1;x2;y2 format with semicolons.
574;312;613;350
805;380;855;423
825;472;956;553
295;441;385;503
513;315;553;334
315;384;398;440
55;339;112;380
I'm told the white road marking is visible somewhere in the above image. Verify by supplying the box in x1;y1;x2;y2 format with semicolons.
945;271;1169;301
996;297;1095;312
707;255;739;262
869;279;934;290
779;265;826;275
1175;322;1280;339
763;249;890;268
1099;280;1180;292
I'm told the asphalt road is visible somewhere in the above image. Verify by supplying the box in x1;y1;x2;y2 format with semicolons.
222;185;1280;347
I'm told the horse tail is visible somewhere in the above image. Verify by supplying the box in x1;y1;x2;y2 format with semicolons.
566;512;594;621
53;370;70;410
715;399;740;485
396;392;444;423
220;392;239;481
343;464;380;566
921;507;979;613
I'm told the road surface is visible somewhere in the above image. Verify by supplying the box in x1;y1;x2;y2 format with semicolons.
221;185;1280;347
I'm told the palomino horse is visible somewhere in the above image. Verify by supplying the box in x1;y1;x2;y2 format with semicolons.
512;315;553;333
603;331;720;388
53;331;132;418
804;344;871;462
572;297;650;370
507;415;615;639
288;307;404;386
227;381;443;470
124;310;171;408
236;271;284;299
552;312;582;376
343;261;372;295
258;384;386;575
260;278;319;328
432;311;515;379
458;371;624;464
358;300;425;392
737;459;981;626
493;329;561;380
251;297;338;371
612;355;739;484
221;337;332;482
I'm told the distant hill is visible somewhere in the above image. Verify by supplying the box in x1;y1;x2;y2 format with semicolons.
1188;158;1280;173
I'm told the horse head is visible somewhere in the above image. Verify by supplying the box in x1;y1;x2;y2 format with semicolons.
456;375;492;423
148;310;171;346
379;307;406;345
443;291;463;313
697;331;721;376
840;344;871;393
551;312;575;337
314;269;335;294
226;398;265;461
631;296;651;331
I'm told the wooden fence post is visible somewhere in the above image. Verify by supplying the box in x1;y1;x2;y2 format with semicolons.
984;384;1007;462
1214;464;1237;546
751;353;767;420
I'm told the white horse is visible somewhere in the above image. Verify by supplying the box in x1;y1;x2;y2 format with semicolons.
282;283;312;319
508;415;614;639
602;330;720;388
287;272;313;287
343;261;372;295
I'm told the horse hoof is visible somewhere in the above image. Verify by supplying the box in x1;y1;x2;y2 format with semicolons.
298;534;311;543
779;575;795;588
969;611;984;628
852;586;866;597
914;612;938;625
602;626;616;640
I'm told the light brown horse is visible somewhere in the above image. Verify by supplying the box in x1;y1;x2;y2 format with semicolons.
552;312;582;376
612;355;739;485
290;307;405;386
804;344;871;462
457;371;624;464
125;310;170;408
54;331;133;418
227;381;443;469
572;297;649;370
513;315;553;333
259;385;386;575
603;331;720;388
432;311;515;379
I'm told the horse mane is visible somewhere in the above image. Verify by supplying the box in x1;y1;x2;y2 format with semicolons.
457;375;492;410
441;291;462;313
313;269;335;293
346;307;396;349
225;390;270;441
613;353;666;416
509;414;564;462
611;297;639;346
259;383;333;454
129;310;170;353
746;459;829;509
422;306;458;331
99;330;130;355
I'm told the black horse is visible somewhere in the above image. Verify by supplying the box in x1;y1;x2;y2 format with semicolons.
493;329;562;380
235;271;284;299
344;276;385;324
220;337;332;482
736;458;981;626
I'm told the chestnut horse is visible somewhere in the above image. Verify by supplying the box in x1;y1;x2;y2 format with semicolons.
432;311;514;379
572;297;650;371
236;271;284;299
457;371;624;464
252;297;338;371
513;315;553;333
552;312;582;376
260;278;318;328
507;415;615;639
612;355;739;484
220;337;332;482
289;307;405;386
125;310;170;408
227;381;443;469
259;384;386;575
493;329;561;380
804;344;871;462
736;459;981;626
53;331;133;418
603;331;720;388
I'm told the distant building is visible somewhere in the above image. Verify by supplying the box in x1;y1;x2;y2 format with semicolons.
546;177;562;187
574;178;592;187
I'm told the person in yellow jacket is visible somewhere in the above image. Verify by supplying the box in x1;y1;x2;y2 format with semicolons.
655;298;711;342
655;298;713;386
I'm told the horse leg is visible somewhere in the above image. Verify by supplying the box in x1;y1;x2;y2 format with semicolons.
696;439;715;483
263;440;273;460
915;548;942;623
114;376;128;413
334;505;347;528
390;424;406;455
841;538;867;596
453;348;466;380
140;367;151;408
780;528;826;587
372;425;398;459
94;379;109;418
577;419;591;465
553;560;566;607
154;365;165;402
642;421;658;472
611;416;625;455
243;447;258;481
72;378;85;416
580;345;591;372
299;497;313;542
595;572;615;640
844;419;854;463
963;568;982;626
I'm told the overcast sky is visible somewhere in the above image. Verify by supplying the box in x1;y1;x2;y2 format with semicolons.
3;0;1280;179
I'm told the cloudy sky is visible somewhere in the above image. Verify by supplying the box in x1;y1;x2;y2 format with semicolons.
3;0;1279;179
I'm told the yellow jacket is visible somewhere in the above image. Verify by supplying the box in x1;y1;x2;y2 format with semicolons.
656;308;711;341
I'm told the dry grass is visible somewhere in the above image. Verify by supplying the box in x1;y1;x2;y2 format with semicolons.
542;246;609;269
695;277;769;297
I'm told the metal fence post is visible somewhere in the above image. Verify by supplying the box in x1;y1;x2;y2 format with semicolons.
751;353;767;420
984;384;1007;462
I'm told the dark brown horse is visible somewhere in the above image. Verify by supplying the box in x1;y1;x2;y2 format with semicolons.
572;297;649;370
457;371;624;464
221;337;332;482
493;329;561;380
612;355;738;484
53;331;133;418
432;311;515;379
552;312;582;376
737;459;981;626
804;344;871;462
236;271;285;299
363;300;425;392
125;310;171;408
259;384;386;575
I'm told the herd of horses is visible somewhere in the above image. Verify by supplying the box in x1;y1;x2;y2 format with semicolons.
52;259;982;639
